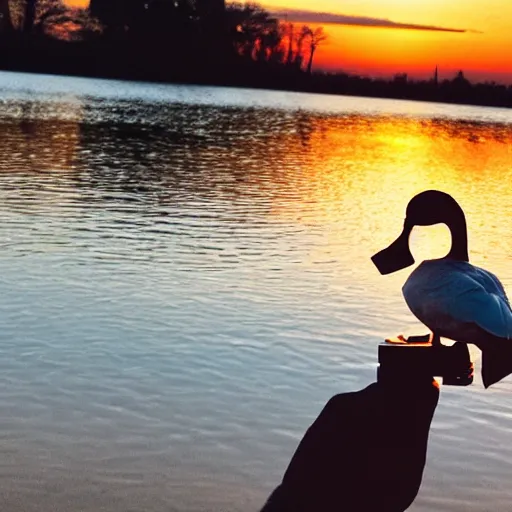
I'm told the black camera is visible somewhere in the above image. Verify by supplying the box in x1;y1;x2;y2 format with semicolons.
377;335;474;386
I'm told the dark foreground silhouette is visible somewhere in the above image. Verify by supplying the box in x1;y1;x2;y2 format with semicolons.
261;376;439;512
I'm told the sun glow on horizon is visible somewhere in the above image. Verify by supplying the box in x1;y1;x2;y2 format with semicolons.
309;22;512;83
266;0;512;82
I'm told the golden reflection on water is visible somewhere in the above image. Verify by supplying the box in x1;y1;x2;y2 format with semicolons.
0;94;83;178
0;96;510;281
270;115;512;280
1;90;512;512
0;119;80;173
1;100;511;282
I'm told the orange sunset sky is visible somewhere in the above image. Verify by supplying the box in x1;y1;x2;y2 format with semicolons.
66;0;512;84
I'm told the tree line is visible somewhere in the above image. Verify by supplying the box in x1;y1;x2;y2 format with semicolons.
0;0;327;74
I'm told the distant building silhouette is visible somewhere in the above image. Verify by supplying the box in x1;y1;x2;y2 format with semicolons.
393;73;408;84
454;70;468;83
433;66;438;86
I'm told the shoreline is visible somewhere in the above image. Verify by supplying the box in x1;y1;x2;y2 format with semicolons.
0;35;511;111
1;65;511;113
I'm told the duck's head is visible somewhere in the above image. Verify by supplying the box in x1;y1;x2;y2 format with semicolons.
371;190;467;275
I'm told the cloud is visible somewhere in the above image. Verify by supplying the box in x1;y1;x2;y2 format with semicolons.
266;8;472;33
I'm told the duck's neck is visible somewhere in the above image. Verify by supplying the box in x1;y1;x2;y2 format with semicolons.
445;210;469;262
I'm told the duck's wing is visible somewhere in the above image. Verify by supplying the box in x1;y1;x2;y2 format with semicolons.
472;266;511;307
411;262;512;340
456;283;512;339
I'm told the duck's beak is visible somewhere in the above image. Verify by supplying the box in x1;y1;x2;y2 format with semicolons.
371;222;414;275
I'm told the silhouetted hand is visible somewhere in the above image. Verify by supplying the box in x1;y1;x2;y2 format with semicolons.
261;377;440;512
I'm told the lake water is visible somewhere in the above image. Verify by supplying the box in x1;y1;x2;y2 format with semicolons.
0;71;512;511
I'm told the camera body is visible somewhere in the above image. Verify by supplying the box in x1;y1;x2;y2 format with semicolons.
377;337;474;386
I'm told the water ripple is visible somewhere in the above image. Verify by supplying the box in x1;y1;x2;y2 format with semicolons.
0;72;511;511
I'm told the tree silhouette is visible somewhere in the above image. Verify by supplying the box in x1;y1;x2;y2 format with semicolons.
0;0;342;98
306;27;327;74
257;21;283;62
0;0;14;32
33;1;67;35
293;25;310;69
23;0;36;32
44;7;102;40
8;0;99;37
284;22;293;65
89;0;147;37
226;3;282;61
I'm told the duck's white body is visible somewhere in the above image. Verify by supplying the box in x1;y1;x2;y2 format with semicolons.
403;259;512;346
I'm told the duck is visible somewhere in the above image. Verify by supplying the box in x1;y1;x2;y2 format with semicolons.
371;190;512;388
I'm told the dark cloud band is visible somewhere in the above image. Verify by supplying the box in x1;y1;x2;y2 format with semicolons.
267;8;469;33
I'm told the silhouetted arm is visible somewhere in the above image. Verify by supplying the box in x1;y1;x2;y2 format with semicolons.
261;378;439;512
